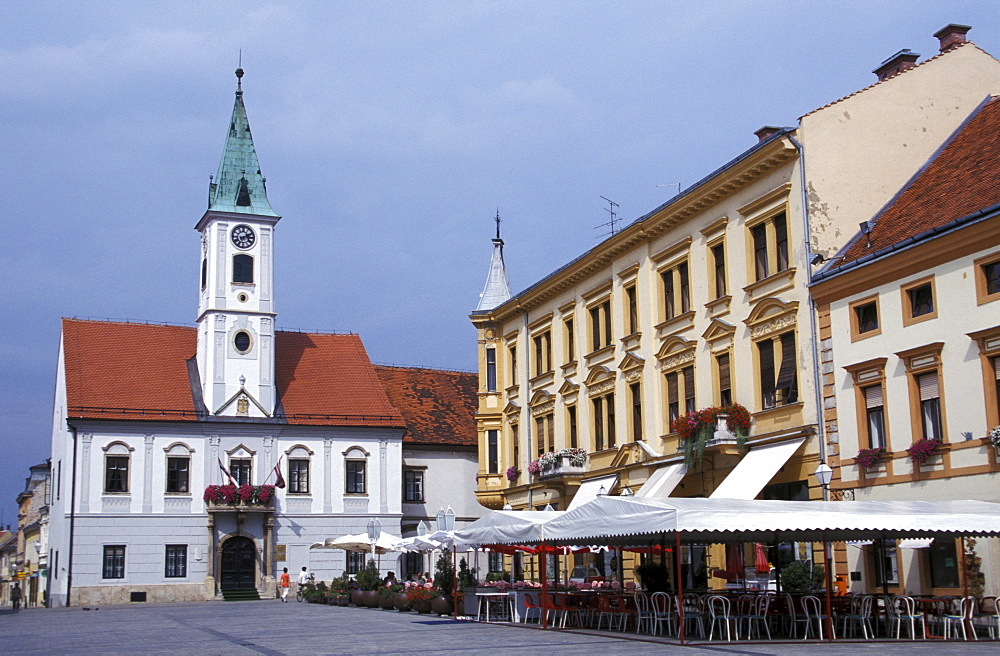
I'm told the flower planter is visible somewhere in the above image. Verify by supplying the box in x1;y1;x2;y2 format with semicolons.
393;592;411;612
411;599;432;614
379;594;396;610
431;595;453;616
350;590;364;606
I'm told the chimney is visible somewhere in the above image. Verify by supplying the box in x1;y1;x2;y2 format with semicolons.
933;23;971;53
754;126;782;143
873;49;920;81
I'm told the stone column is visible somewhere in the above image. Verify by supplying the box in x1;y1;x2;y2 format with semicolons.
379;439;389;514
262;515;276;598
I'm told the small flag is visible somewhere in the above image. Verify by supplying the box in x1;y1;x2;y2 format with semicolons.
272;458;286;489
218;457;236;485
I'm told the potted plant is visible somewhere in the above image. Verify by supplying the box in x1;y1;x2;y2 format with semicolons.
990;426;1000;456
378;584;400;609
354;558;381;607
907;438;940;466
634;561;669;593
458;557;488;617
433;553;456;614
778;561;825;592
506;466;519;483
405;583;436;613
855;447;885;470
673;404;751;468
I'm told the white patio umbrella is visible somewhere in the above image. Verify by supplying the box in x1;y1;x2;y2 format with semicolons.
311;531;403;554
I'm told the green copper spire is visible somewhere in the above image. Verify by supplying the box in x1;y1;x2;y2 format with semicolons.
208;68;278;217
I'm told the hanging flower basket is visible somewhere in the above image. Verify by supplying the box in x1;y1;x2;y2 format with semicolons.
672;404;751;467
906;438;940;466
855;447;885;470
203;484;275;507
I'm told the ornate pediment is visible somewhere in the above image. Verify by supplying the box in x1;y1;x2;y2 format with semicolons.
558;379;579;397
617;351;645;373
744;297;798;338
215;386;270;418
584;365;616;396
502;401;521;416
609;441;654;468
702;318;736;344
529;390;555;416
656;335;696;371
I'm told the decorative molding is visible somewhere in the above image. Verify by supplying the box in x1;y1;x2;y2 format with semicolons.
581;279;613;302
651;236;693;265
700;216;729;238
738;182;792;220
342;445;371;458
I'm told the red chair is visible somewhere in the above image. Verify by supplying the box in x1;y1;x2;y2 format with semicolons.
522;592;541;624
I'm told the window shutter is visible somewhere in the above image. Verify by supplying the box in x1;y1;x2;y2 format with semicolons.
775;332;797;390
864;385;883;409
993;356;1000;380
683;366;695;399
758;339;775;395
918;372;939;401
718;354;731;391
667;372;679;405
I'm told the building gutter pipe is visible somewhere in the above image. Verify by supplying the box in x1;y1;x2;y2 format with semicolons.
523;310;533;509
787;134;829;496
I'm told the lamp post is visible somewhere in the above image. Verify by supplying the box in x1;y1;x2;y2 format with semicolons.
367;518;382;561
620;486;634;497
814;462;833;502
596;485;607;498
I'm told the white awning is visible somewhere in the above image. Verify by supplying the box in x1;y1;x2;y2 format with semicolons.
568;474;619;510
709;437;806;500
534;496;1000;546
636;463;687;500
899;538;934;549
451;510;560;546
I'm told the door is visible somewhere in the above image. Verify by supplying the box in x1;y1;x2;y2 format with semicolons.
220;536;256;590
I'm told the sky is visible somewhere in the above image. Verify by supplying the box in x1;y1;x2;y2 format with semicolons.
2;0;999;522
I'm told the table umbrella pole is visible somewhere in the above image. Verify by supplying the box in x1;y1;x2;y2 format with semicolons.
823;530;834;642
676;531;685;645
540;541;548;630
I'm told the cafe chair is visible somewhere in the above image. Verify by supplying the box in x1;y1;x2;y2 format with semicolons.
738;593;772;640
784;593;809;638
801;595;834;640
840;594;875;639
633;591;655;634
650;591;676;637
941;596;976;641
707;595;735;641
678;594;707;639
521;592;541;624
890;595;925;640
972;595;999;639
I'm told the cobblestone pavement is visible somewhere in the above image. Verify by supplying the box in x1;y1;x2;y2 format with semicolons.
1;601;997;655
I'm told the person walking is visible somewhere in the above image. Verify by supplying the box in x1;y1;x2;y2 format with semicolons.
296;566;311;601
279;567;291;602
11;583;22;611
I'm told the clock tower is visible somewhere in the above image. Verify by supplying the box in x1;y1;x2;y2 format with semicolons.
195;68;281;418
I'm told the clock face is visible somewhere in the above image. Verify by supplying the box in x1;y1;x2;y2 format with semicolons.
231;225;256;250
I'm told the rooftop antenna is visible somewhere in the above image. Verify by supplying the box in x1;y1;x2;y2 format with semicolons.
494;208;502;240
657;183;682;195
594;196;620;238
236;50;243;92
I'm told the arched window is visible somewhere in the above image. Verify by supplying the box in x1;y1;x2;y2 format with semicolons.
286;446;313;494
103;441;134;493
233;254;253;284
164;443;194;494
201;258;207;290
343;446;369;495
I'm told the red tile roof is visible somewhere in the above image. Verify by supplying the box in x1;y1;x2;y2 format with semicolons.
62;318;404;427
837;96;1000;266
374;365;478;447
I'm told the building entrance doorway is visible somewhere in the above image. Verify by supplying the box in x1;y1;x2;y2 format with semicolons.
220;536;256;590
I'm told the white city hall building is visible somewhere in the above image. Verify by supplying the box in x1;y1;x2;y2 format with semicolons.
45;70;479;606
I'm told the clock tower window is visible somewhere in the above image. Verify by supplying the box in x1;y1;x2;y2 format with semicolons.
233;254;254;284
201;258;207;290
234;331;252;354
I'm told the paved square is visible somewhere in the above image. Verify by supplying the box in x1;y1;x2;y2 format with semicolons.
0;601;994;655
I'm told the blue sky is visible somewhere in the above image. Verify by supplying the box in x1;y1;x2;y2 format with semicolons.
2;1;998;518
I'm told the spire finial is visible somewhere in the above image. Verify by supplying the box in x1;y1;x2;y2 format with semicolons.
494;208;502;240
235;65;244;93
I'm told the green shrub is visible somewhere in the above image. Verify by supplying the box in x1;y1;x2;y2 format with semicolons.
457;558;478;588
779;561;825;592
434;553;455;595
355;558;381;591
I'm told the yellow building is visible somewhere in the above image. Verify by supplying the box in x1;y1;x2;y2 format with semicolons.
470;25;1000;581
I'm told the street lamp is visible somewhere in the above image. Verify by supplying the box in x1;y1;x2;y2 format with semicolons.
367;518;382;559
620;486;634;497
596;485;607;497
436;506;456;532
502;503;513;511
814;462;833;501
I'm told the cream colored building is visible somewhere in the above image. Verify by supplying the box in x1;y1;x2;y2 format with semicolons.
469;25;1000;581
813;91;1000;597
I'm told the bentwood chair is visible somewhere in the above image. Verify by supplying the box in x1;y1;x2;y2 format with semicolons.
707;595;735;641
633;591;655;634
678;594;707;639
941;596;976;641
650;591;676;636
521;592;542;624
891;596;925;640
784;594;809;638
840;594;875;639
738;593;772;640
973;595;1000;639
801;595;834;640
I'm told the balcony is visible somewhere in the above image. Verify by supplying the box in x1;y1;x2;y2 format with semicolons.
203;484;276;513
530;449;588;480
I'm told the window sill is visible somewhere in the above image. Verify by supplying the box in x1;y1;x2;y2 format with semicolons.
620;332;641;352
584;344;615;366
286;492;312;496
403;499;426;505
343;493;368;497
743;267;796;302
164;492;192;496
529;371;555;388
704;296;731;318
850;327;882;343
655;311;695;338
